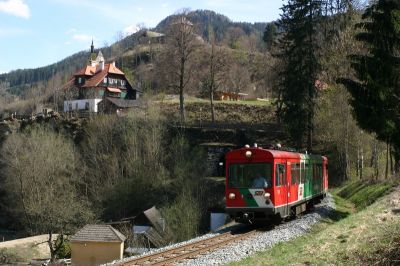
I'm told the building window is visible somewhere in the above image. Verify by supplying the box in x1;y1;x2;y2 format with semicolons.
85;102;89;110
121;80;125;86
109;78;119;85
103;77;107;84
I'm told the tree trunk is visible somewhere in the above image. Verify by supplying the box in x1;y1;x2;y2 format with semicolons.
356;145;359;178
210;42;215;124
385;140;389;179
48;232;55;262
344;108;350;180
210;85;215;123
360;146;363;180
373;140;379;180
179;56;185;125
48;232;64;262
389;143;394;176
307;113;313;152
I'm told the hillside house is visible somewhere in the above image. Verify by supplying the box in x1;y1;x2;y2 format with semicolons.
139;30;166;45
62;41;141;113
215;91;249;101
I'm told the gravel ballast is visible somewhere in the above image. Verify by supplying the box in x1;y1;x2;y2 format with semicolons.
178;194;335;266
107;194;335;266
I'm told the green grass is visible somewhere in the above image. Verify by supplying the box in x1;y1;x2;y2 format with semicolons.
228;181;399;266
213;99;272;106
158;96;272;106
337;180;393;210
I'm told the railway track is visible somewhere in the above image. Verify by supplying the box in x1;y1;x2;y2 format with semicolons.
117;229;258;266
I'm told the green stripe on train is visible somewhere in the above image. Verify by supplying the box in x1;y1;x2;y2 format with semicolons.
300;154;323;198
238;188;258;207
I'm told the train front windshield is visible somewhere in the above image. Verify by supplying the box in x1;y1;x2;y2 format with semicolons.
228;163;272;188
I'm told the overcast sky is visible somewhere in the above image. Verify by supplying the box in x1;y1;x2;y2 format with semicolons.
0;0;285;73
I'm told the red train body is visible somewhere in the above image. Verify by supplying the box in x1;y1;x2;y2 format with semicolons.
225;146;328;223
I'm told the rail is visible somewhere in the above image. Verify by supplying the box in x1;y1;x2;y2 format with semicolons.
117;229;258;266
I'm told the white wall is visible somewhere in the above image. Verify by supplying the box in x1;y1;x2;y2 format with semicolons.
64;99;102;113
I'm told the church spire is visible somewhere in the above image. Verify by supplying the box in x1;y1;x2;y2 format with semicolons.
91;39;94;53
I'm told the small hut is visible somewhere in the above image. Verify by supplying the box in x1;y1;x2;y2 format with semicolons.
71;224;126;266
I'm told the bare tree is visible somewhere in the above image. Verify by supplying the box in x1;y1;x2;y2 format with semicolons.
160;11;200;125
205;30;227;123
224;27;246;49
0;128;93;262
226;63;251;95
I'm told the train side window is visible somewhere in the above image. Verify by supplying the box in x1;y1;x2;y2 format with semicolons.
276;164;285;187
300;163;305;183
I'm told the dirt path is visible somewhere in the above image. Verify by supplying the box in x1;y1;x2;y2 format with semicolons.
0;234;58;259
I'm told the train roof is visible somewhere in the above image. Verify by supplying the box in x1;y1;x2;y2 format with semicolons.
226;147;327;161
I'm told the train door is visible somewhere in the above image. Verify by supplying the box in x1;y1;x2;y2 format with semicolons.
289;162;299;204
275;163;289;217
324;161;329;191
286;162;293;214
298;161;305;200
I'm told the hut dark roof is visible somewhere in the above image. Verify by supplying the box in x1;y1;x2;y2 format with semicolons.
71;224;126;243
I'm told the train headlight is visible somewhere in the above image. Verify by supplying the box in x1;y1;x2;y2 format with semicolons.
228;193;236;200
245;151;252;158
264;192;271;199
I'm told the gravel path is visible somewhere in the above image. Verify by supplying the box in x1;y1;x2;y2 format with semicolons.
107;194;335;266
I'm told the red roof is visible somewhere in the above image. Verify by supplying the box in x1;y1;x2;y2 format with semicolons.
75;65;97;76
81;63;125;88
82;69;108;88
107;87;122;93
108;63;124;75
64;62;127;90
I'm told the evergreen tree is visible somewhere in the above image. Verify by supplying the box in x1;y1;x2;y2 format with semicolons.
339;0;400;172
279;0;323;150
263;23;277;49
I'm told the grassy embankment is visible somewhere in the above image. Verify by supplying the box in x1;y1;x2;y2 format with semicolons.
159;95;272;106
230;180;400;266
156;96;276;128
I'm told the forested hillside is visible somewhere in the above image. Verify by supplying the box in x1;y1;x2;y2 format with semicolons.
155;10;267;42
0;10;267;96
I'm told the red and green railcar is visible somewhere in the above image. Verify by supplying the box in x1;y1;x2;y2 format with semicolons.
225;145;328;223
